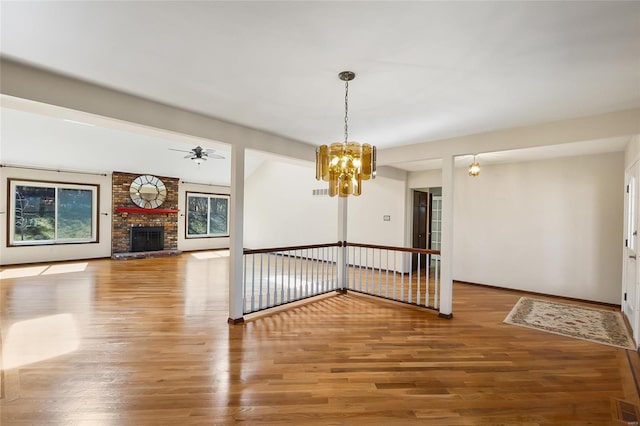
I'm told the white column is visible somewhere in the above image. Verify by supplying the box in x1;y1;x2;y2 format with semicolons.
439;154;454;318
337;197;348;290
228;144;245;323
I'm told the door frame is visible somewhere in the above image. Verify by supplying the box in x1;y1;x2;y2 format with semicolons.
623;161;640;348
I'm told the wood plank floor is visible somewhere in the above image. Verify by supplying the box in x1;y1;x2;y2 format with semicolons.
1;252;638;425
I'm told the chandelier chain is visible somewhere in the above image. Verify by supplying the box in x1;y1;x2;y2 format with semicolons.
344;80;349;144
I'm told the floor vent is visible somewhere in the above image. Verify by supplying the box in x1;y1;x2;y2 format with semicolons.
612;398;640;425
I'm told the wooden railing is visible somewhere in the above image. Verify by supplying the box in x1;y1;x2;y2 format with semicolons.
242;242;342;314
344;242;441;310
242;241;441;315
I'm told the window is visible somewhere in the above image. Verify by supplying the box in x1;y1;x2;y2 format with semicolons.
186;193;229;238
9;179;98;245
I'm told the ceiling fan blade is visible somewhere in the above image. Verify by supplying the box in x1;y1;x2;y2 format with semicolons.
209;154;225;159
169;148;192;153
184;154;192;159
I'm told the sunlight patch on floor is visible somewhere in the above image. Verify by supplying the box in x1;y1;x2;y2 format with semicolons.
42;263;88;275
0;266;49;279
191;250;230;259
2;313;80;370
0;263;88;280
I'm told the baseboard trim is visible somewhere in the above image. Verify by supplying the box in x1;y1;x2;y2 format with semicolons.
454;280;621;309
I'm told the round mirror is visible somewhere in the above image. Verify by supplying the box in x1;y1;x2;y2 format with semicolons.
130;175;167;209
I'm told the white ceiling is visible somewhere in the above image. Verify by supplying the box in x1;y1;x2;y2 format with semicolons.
1;1;639;155
0;1;640;148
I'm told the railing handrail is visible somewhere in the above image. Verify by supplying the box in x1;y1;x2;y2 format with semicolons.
244;242;342;255
345;242;440;255
243;242;440;256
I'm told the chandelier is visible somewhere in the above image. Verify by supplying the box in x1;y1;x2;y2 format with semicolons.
469;155;480;176
316;71;376;197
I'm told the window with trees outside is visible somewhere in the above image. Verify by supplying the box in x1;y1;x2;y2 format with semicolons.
187;193;229;238
10;179;98;245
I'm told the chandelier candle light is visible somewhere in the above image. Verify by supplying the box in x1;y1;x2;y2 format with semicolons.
316;71;376;197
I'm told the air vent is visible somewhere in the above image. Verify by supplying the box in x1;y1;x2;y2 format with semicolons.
612;398;640;425
312;188;329;196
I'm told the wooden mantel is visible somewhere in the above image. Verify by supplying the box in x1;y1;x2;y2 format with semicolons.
115;207;179;214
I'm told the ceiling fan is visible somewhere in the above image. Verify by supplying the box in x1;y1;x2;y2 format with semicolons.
169;146;225;164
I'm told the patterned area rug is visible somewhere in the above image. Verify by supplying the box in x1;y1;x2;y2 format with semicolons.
504;297;636;350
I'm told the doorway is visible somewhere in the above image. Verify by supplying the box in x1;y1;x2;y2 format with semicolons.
412;188;442;270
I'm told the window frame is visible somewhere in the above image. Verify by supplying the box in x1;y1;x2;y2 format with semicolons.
8;178;99;246
185;192;230;239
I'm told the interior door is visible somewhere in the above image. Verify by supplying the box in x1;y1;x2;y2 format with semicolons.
623;162;639;346
412;191;429;270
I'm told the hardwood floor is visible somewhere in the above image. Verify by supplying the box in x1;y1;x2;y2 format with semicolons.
1;253;638;425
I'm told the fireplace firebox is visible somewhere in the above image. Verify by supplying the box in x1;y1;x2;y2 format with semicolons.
130;226;164;252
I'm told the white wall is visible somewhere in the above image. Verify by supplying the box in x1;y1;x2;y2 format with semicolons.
0;166;113;265
347;176;406;247
450;152;623;304
243;159;407;250
243;160;337;249
626;135;640;168
407;169;442;192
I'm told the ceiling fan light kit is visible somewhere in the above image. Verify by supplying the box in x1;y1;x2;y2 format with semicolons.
169;145;225;165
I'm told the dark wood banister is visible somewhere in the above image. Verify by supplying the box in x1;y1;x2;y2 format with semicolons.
345;242;440;255
243;242;342;255
243;241;440;256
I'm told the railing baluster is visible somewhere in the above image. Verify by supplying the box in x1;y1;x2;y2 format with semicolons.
393;250;397;300
336;246;340;290
243;254;247;313
330;246;334;290
355;247;359;291
267;253;272;307
417;252;421;306
435;255;440;309
286;250;291;303
251;254;256;312
316;247;320;294
377;249;380;296
320;247;324;293
408;252;413;304
277;253;280;304
385;249;389;298
425;254;430;307
258;254;264;309
293;249;298;300
305;249;309;297
401;252;405;302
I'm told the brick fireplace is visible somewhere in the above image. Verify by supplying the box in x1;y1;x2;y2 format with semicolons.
111;171;179;256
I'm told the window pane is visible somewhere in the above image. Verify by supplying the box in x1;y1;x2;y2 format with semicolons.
188;196;208;236
14;186;55;241
209;197;228;235
58;188;93;239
